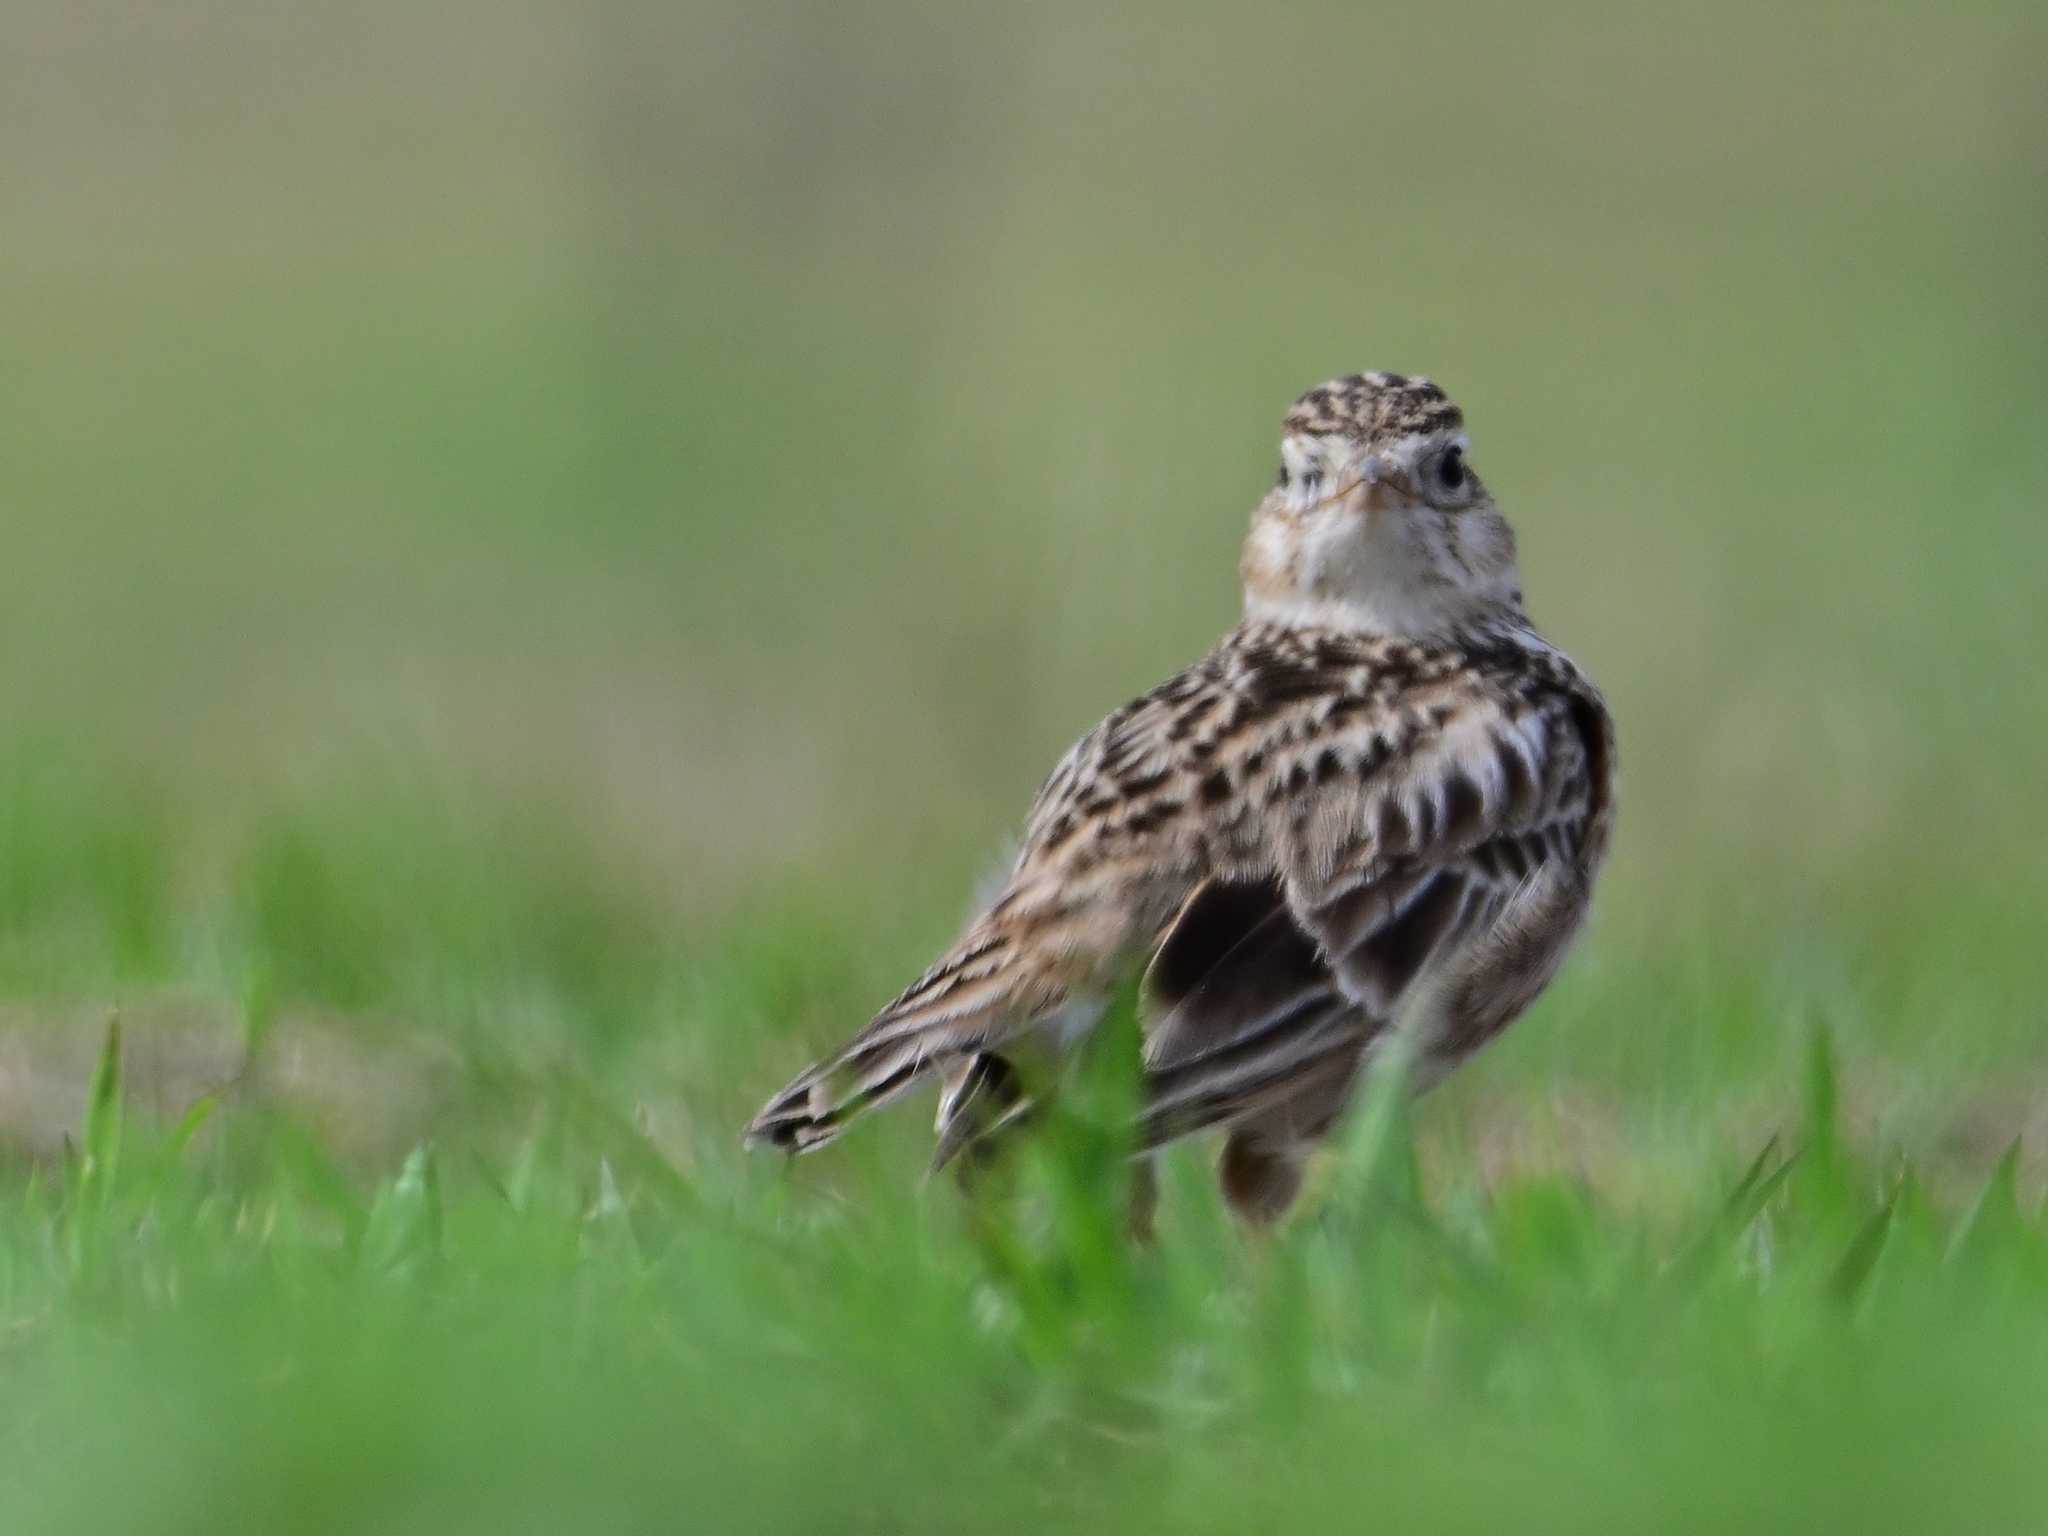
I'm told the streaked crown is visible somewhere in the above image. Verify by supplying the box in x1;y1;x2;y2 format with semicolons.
1282;372;1463;445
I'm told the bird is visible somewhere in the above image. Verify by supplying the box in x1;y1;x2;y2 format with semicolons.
746;372;1615;1225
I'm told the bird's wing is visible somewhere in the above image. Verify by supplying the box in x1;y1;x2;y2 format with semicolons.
1277;684;1600;1019
1132;681;1604;1147
1137;875;1365;1148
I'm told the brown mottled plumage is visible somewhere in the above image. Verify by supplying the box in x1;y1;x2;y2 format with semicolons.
747;372;1615;1224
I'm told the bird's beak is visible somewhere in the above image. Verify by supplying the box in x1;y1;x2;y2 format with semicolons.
1321;452;1399;512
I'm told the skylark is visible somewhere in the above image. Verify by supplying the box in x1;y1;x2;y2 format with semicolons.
747;373;1615;1223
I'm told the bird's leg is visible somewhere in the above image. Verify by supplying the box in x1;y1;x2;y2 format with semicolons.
1218;1130;1306;1226
1126;1156;1159;1245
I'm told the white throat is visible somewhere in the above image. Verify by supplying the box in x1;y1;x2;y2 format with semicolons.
1239;506;1519;639
1242;583;1477;637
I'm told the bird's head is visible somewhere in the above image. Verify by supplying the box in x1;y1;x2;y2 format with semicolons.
1240;373;1524;638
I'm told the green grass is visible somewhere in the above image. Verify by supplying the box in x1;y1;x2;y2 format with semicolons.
7;952;2048;1534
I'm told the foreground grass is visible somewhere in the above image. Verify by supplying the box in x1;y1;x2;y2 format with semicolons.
5;982;2048;1533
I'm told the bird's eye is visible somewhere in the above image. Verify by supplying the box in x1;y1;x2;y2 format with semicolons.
1436;446;1467;494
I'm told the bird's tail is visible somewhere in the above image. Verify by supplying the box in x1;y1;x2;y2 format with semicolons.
744;922;1037;1154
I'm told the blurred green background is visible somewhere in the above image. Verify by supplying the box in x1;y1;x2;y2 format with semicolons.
2;3;2047;1526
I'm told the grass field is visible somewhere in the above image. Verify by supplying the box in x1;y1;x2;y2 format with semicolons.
4;0;2047;1528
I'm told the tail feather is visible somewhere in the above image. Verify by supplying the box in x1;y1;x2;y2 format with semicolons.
744;1035;943;1153
929;1052;1034;1173
745;924;1035;1155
